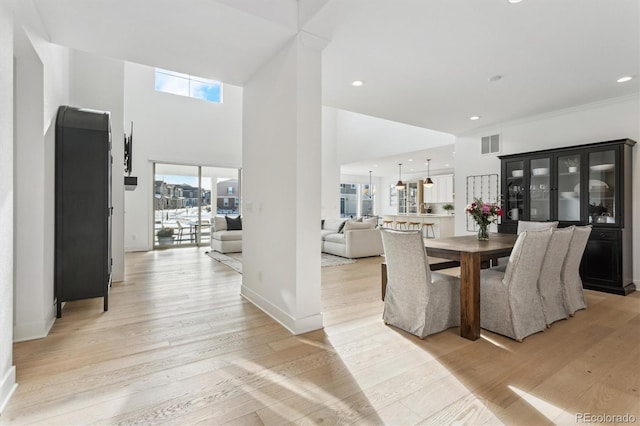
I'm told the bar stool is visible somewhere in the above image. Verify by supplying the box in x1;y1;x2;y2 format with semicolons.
408;221;422;230
395;220;407;229
382;219;394;228
422;222;436;238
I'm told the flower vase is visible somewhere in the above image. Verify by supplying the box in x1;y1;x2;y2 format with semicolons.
477;223;489;241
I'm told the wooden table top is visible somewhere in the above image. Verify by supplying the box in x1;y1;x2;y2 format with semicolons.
424;233;518;257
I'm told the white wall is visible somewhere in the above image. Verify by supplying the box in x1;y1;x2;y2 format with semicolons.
68;50;125;281
0;1;16;413
13;10;70;342
335;109;454;165
454;96;640;283
321;107;340;219
123;62;242;251
321;106;455;219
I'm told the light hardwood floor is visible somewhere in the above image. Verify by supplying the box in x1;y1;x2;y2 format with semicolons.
2;247;639;425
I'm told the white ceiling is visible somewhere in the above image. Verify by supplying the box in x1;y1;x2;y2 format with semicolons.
32;0;639;176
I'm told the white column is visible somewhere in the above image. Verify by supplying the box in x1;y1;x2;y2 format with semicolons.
242;32;327;334
0;1;16;413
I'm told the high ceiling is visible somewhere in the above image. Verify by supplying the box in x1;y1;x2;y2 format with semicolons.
33;0;639;176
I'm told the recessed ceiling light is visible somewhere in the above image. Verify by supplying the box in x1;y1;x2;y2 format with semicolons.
617;76;633;83
509;0;523;3
373;164;379;167
445;163;450;167
351;80;364;87
408;158;413;162
470;116;481;121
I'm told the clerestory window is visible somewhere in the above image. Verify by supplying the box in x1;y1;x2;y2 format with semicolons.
154;68;222;103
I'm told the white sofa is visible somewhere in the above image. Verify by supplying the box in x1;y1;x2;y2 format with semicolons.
210;216;242;253
321;218;384;259
211;216;384;259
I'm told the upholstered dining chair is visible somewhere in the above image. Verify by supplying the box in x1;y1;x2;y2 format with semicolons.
380;229;460;338
480;229;552;341
517;220;559;234
538;226;574;327
493;220;559;267
561;225;592;316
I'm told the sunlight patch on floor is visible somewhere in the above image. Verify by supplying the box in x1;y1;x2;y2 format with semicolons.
481;334;514;352
508;385;572;422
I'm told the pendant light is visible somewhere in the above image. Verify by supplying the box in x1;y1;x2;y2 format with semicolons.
423;159;434;188
366;170;374;198
395;163;406;190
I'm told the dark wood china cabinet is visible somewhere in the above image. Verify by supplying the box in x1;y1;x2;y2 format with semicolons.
498;139;635;295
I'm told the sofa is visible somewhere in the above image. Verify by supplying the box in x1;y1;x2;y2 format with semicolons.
210;216;242;253
211;216;384;259
321;218;384;259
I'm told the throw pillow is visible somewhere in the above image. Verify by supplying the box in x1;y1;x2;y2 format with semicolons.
337;220;347;233
213;216;227;232
323;219;345;232
321;219;325;229
225;215;242;231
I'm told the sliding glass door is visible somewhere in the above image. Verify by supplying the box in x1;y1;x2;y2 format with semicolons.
154;163;240;248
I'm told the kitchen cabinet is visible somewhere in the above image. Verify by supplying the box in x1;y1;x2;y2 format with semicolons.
498;139;635;295
423;174;454;204
398;180;422;214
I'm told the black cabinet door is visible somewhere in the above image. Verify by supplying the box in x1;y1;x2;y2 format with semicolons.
55;106;112;317
581;229;624;295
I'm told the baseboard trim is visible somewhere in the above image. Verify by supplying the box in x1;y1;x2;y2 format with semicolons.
0;366;17;414
240;285;323;335
13;312;55;343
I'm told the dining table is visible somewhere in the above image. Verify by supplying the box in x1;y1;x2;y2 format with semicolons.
424;233;518;340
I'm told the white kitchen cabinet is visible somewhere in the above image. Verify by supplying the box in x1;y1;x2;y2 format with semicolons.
422;174;454;203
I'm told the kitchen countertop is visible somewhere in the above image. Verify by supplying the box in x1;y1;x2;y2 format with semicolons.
386;213;454;219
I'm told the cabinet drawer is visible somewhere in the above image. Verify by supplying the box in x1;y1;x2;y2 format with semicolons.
589;229;620;241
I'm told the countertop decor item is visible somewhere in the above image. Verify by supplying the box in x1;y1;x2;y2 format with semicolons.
466;198;503;240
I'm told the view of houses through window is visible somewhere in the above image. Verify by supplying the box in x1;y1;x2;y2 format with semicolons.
154;163;240;247
340;183;375;218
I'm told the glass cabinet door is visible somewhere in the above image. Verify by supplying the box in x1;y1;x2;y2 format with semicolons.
588;150;616;225
529;158;551;221
407;182;418;213
398;188;407;214
505;160;524;222
557;153;581;222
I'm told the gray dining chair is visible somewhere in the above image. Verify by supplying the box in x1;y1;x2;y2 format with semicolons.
517;220;559;234
480;229;552;341
538;226;574;327
493;220;559;267
380;229;460;338
562;225;592;316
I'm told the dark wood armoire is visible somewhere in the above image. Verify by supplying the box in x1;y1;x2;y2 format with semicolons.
55;106;112;317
